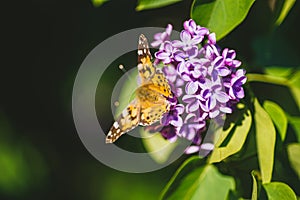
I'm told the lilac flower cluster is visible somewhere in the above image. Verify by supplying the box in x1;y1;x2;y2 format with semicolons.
152;19;247;154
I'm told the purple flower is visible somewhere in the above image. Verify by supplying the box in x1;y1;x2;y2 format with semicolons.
175;47;198;66
180;63;207;83
211;49;241;77
179;113;206;141
185;80;200;95
151;24;173;48
199;78;231;118
209;59;231;82
175;48;208;80
173;30;202;51
183;19;209;42
154;41;177;64
207;33;216;45
183;19;198;35
182;94;202;113
199;44;220;62
163;65;184;97
185;143;215;155
222;48;241;68
160;125;178;143
185;145;201;154
224;69;247;100
150;19;246;155
161;104;184;127
163;64;177;82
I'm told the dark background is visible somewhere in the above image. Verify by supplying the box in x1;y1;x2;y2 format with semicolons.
1;0;300;199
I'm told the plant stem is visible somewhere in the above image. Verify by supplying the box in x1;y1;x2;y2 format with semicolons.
246;73;290;86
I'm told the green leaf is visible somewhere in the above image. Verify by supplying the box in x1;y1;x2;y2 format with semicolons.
209;109;252;163
251;171;258;200
191;0;255;40
263;182;297;200
91;0;109;7
287;143;300;178
164;165;235;200
275;0;296;26
136;0;182;11
290;86;300;109
263;101;288;141
141;129;178;164
289;70;300;86
287;116;300;142
160;156;203;199
254;98;276;184
213;122;235;148
289;70;300;109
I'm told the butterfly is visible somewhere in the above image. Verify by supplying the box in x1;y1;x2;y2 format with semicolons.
106;34;173;143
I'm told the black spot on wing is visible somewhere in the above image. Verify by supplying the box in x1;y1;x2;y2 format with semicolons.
138;34;152;63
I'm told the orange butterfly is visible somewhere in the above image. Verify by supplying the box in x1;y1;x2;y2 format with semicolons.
106;34;173;143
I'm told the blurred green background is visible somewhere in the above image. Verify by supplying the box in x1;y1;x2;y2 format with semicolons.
1;0;300;199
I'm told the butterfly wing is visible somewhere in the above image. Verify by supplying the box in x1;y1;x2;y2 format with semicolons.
106;34;172;143
147;68;173;98
139;95;170;126
137;34;155;84
106;100;140;143
137;34;173;126
137;34;173;98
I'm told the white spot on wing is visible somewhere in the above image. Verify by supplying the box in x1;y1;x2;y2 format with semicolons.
113;122;119;128
138;63;143;70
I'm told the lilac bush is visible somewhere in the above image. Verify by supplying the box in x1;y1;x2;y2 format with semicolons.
152;19;247;154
